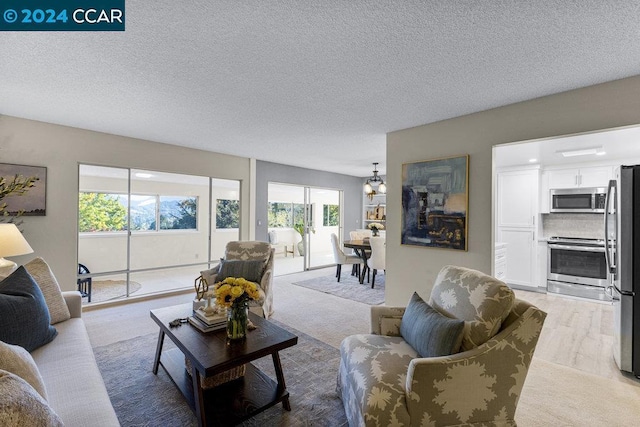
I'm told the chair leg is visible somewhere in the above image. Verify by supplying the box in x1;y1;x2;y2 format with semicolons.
371;269;377;288
88;280;92;303
337;264;342;282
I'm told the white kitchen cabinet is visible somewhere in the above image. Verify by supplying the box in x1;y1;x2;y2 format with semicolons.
547;166;612;189
497;169;539;227
496;168;539;289
497;228;536;289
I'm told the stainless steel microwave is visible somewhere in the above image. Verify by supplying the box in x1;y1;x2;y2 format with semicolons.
550;187;607;213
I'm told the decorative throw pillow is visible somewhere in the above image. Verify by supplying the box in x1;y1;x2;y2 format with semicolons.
429;265;515;351
0;341;48;400
400;292;465;357
0;267;58;352
216;259;265;284
24;258;71;325
0;370;63;427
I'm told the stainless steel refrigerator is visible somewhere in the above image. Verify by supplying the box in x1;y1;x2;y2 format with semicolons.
605;165;640;376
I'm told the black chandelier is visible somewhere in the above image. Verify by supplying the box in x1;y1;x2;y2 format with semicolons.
364;162;386;200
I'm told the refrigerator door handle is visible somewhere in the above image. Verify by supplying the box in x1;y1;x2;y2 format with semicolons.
604;179;616;274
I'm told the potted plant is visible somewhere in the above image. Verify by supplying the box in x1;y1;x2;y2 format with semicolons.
368;222;385;237
293;223;315;256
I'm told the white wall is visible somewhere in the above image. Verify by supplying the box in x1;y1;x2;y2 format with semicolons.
386;75;640;306
0;115;251;290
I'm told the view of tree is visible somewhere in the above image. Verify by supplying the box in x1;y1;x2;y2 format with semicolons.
160;197;197;229
78;193;127;232
216;199;239;229
268;202;305;228
323;204;339;226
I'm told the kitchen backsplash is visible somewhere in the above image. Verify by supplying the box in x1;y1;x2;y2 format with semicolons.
541;213;605;239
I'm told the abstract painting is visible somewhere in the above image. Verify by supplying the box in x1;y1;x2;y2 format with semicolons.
401;155;468;250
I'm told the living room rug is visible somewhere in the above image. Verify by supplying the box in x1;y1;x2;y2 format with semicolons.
83;280;142;304
291;272;385;305
93;321;347;426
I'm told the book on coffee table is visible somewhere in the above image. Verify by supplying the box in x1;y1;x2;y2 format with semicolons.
194;308;226;326
188;316;226;333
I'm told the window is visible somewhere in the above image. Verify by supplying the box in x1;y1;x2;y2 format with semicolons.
159;196;197;230
129;195;156;230
78;192;127;232
216;199;239;229
323;204;339;226
268;202;305;228
79;192;197;232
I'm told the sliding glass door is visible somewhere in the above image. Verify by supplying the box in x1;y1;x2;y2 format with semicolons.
267;182;342;274
78;164;240;304
306;187;341;269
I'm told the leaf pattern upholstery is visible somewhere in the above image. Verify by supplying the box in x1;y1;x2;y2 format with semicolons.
337;266;547;426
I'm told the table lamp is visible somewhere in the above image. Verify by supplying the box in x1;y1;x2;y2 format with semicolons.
0;223;34;277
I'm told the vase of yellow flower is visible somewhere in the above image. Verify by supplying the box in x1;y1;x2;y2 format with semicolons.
212;277;264;341
227;300;249;340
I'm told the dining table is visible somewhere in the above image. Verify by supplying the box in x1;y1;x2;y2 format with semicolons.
343;239;372;284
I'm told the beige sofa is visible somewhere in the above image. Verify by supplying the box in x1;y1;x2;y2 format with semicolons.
29;291;120;426
0;258;119;426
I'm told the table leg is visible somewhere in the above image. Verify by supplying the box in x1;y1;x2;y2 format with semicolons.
152;329;165;375
272;352;291;411
355;249;369;284
191;361;206;427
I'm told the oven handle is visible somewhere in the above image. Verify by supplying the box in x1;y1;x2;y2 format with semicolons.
547;244;605;252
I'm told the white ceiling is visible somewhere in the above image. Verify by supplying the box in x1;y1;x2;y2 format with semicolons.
2;1;640;177
494;125;640;168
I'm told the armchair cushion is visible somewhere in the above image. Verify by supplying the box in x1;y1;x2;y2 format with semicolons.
216;259;266;284
338;334;417;426
400;292;464;357
429;265;515;351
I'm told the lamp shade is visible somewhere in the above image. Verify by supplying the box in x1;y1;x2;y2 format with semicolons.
0;224;34;258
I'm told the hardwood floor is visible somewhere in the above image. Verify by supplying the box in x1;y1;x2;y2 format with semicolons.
83;268;639;387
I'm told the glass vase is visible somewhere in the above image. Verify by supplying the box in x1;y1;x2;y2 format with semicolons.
227;300;248;341
372;228;379;237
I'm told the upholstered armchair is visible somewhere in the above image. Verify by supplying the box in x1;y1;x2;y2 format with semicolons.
201;241;275;319
337;265;547;426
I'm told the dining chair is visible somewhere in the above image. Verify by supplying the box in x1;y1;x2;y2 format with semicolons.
367;236;385;288
331;233;361;282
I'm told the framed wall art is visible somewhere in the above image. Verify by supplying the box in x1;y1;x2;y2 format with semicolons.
0;163;47;216
401;154;468;250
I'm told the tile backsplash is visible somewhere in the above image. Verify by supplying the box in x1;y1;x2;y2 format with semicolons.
542;213;604;239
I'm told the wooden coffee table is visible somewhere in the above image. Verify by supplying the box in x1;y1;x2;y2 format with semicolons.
150;304;298;426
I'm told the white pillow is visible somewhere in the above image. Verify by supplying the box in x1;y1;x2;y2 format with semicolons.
24;258;71;325
0;341;48;400
0;370;63;427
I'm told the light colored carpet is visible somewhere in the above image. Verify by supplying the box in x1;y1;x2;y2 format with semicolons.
84;280;142;303
291;273;385;305
94;324;347;426
518;357;640;426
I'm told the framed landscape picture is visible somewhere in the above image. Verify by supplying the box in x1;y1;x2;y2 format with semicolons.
401;155;469;250
0;163;47;216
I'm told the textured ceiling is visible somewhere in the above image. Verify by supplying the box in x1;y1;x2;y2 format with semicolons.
1;1;640;177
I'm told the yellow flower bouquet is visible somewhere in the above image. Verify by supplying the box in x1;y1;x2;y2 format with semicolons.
209;277;265;340
211;277;264;308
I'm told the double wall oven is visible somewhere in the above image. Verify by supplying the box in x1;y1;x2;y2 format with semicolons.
547;236;610;301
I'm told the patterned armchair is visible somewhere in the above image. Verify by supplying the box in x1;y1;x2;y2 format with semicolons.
201;241;275;319
337;265;547;426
